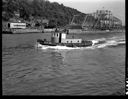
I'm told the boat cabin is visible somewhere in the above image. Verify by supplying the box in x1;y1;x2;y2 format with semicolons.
51;32;82;44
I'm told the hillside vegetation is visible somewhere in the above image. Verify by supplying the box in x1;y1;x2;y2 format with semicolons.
2;0;86;27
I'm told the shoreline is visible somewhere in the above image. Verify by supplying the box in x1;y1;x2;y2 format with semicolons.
2;30;125;34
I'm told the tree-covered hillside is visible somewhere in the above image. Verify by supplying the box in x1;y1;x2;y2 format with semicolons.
2;0;86;27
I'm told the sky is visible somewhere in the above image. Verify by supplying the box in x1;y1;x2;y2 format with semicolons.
49;0;125;25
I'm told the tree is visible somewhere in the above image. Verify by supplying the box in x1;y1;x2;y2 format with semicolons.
2;0;86;26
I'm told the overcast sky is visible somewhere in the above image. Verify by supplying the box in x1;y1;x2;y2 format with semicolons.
49;0;125;25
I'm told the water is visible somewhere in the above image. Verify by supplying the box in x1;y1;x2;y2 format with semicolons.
2;32;125;95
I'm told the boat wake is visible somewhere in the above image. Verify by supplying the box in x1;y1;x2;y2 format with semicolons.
91;36;125;48
35;36;125;50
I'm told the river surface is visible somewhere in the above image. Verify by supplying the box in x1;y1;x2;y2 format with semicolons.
2;32;125;95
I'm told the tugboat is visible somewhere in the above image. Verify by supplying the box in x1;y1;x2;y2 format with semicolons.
37;30;93;48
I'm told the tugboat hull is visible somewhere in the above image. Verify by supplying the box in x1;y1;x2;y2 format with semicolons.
37;39;92;47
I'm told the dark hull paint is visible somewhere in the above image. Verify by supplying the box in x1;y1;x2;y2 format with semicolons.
37;39;93;47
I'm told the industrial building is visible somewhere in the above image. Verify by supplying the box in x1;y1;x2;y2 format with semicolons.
67;9;123;32
82;10;122;30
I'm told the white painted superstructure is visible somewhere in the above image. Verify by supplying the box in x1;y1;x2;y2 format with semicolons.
9;23;26;29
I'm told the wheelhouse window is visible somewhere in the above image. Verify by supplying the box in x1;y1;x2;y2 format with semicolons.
57;33;59;37
8;23;10;28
